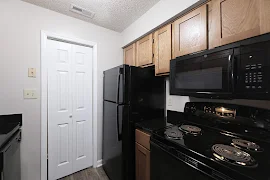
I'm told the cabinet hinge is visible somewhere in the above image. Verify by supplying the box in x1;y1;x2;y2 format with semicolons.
153;39;154;43
153;54;154;58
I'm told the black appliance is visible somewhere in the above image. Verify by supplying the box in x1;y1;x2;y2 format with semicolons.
0;114;22;180
103;65;165;180
151;102;270;180
170;34;270;99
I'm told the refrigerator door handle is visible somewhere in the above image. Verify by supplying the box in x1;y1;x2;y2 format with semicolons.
116;69;121;104
116;105;122;141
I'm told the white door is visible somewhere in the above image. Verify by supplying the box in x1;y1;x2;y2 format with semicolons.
47;39;93;180
72;45;93;172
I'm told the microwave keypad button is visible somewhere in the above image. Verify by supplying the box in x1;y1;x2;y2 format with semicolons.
252;86;256;89
246;86;250;89
258;86;262;89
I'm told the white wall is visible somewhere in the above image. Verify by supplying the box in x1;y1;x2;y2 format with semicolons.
0;0;122;180
121;0;199;46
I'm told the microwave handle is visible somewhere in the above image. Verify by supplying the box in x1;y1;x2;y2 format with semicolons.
229;53;236;92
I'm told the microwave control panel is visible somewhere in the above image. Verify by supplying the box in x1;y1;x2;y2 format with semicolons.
244;63;263;90
240;50;267;92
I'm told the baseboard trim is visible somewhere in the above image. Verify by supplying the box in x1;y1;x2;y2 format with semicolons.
97;159;103;168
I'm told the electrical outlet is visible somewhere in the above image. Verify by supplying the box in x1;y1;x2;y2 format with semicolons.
168;97;172;106
24;89;38;99
28;68;36;78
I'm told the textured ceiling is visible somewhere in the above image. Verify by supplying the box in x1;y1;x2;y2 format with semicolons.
22;0;160;32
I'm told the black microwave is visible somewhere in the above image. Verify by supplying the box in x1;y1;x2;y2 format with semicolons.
170;37;270;100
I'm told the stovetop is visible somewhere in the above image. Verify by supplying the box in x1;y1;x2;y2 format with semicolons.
152;104;270;180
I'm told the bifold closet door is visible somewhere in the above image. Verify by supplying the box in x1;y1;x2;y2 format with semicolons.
47;39;93;180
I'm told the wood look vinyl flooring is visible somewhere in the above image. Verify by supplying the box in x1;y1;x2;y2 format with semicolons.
60;167;109;180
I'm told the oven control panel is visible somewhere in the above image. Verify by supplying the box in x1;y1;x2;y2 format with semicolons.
204;106;236;118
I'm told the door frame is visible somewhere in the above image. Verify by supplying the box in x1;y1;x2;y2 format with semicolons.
40;31;98;180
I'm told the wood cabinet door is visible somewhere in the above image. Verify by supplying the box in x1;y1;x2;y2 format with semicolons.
136;34;153;67
135;143;150;180
154;24;172;75
173;4;207;57
210;0;270;48
123;43;136;66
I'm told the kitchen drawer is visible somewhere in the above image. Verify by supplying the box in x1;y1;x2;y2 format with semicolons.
135;129;150;150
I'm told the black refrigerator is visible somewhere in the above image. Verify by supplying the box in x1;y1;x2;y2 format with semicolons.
103;65;165;180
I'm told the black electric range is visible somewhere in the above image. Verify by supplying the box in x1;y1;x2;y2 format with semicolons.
151;102;270;180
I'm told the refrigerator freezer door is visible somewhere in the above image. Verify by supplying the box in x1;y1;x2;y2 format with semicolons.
103;65;126;104
103;101;126;180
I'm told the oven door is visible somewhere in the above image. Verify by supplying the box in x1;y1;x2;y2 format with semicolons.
170;49;234;98
150;141;214;180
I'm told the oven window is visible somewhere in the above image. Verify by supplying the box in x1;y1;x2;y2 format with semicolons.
175;67;223;90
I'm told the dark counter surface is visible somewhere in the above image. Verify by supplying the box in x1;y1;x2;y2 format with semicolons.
135;117;166;134
0;114;22;150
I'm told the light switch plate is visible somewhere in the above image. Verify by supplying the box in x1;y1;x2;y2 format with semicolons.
24;89;38;99
168;97;172;106
28;68;36;78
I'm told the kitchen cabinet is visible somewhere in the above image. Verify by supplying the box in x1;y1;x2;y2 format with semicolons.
154;24;172;76
135;143;150;180
135;129;150;180
136;34;154;67
123;43;136;66
173;4;207;58
210;0;270;48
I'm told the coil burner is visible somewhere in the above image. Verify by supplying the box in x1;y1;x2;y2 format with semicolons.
212;144;257;167
179;125;202;136
231;139;263;152
164;127;183;140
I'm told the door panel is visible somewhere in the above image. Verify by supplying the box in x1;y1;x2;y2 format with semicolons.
103;101;123;180
72;44;93;173
47;40;73;180
154;24;172;75
136;34;153;67
136;143;150;180
210;0;270;48
124;43;136;66
173;4;207;57
47;39;93;180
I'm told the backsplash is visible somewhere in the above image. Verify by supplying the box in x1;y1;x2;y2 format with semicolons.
165;78;270;113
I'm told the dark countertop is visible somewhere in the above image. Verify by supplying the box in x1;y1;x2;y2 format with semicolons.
135;117;166;134
0;114;22;150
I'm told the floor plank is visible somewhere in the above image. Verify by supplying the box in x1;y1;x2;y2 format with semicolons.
59;167;109;180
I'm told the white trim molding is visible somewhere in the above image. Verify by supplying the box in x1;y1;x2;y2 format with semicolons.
97;159;103;168
41;31;98;180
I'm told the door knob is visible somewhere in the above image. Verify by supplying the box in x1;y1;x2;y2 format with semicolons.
69;114;73;118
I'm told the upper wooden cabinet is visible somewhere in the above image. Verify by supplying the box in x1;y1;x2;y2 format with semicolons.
136;34;154;67
154;24;172;76
210;0;270;48
173;4;207;58
123;43;136;66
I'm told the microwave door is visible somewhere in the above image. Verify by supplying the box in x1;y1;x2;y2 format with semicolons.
171;49;234;98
